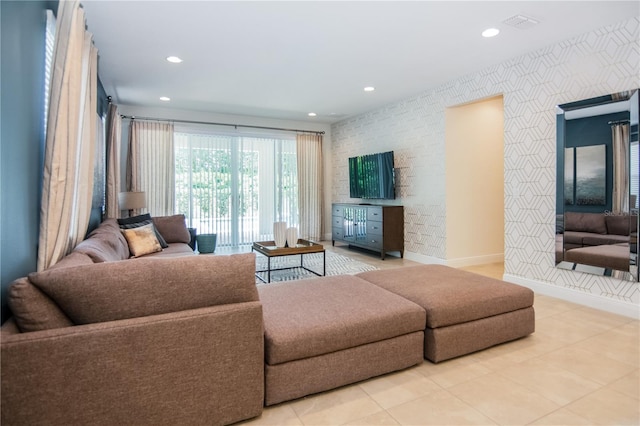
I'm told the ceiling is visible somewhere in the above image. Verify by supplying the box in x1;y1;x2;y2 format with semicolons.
81;1;639;124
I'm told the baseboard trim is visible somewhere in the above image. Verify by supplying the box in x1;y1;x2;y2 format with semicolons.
445;253;504;268
404;252;446;265
404;252;504;268
503;274;640;320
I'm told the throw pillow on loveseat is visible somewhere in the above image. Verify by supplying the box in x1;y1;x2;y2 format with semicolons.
117;213;194;258
117;213;168;248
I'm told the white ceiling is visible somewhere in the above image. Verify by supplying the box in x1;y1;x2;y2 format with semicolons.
81;1;639;124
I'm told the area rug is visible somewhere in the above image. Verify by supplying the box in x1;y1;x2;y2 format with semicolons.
255;251;377;283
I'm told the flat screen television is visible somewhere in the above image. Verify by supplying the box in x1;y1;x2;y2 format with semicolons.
349;151;395;199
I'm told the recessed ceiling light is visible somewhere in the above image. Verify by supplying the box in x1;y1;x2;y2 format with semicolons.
364;86;375;92
482;28;500;38
166;56;183;63
160;96;171;101
308;112;317;117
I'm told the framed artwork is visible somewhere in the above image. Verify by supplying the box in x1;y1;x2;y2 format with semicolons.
575;144;606;206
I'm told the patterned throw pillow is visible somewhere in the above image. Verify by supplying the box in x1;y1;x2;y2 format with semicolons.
120;223;162;257
117;213;168;248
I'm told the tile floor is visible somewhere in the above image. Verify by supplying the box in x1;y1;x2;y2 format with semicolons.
239;244;639;426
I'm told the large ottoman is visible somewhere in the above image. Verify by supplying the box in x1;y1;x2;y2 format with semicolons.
258;275;426;405
564;243;630;271
357;265;535;363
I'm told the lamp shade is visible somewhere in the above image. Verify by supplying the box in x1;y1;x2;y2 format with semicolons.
118;191;146;211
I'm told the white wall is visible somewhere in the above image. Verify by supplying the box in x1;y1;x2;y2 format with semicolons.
331;17;640;317
445;96;504;266
117;105;334;236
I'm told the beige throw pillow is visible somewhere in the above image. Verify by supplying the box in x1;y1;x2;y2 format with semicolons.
121;223;162;257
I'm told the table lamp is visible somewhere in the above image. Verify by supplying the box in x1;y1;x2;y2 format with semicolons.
118;191;146;217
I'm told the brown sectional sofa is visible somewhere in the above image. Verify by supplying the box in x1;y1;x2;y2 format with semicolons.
2;217;265;426
1;217;536;425
1;255;265;426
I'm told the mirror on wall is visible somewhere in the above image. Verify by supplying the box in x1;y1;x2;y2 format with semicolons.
556;89;639;281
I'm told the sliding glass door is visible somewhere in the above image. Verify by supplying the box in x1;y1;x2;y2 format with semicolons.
175;131;298;247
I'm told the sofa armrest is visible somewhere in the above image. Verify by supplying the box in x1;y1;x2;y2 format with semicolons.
1;302;264;426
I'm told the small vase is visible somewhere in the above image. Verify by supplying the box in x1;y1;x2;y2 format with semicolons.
286;227;299;248
273;222;287;247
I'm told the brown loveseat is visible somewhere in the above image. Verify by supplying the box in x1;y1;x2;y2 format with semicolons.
559;212;637;270
562;211;637;249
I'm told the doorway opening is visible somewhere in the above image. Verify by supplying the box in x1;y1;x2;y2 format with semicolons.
445;95;505;267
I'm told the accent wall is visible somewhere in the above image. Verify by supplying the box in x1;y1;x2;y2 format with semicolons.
331;17;640;316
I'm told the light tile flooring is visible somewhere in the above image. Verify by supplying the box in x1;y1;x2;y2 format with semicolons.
240;243;640;426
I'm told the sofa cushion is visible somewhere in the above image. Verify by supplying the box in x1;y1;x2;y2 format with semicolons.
605;214;637;236
9;252;91;332
118;213;168;248
153;214;191;244
582;234;629;246
563;231;593;246
142;243;195;258
258;275;425;365
121;223;163;257
28;253;259;325
49;251;95;269
357;265;534;329
564;212;607;234
74;219;131;262
7;277;73;332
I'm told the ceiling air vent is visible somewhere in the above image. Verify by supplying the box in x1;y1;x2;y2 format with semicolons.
502;14;539;29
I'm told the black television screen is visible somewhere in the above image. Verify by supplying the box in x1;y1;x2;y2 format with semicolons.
349;151;395;199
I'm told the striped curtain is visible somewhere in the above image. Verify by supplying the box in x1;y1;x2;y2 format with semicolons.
127;121;175;216
296;134;323;241
611;123;630;214
38;1;98;270
104;103;121;218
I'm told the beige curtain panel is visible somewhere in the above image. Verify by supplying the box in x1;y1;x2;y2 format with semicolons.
38;1;98;271
611;123;630;214
105;103;122;218
296;134;323;241
127;121;175;217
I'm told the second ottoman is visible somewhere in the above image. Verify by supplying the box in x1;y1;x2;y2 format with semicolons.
258;275;426;405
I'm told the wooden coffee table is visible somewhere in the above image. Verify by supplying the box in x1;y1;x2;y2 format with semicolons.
252;239;325;283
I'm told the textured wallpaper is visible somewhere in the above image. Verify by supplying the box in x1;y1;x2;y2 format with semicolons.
331;17;640;304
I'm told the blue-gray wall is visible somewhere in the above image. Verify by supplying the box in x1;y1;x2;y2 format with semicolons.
1;0;52;323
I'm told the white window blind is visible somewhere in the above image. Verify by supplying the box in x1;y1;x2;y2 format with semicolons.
43;10;56;134
174;129;298;248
